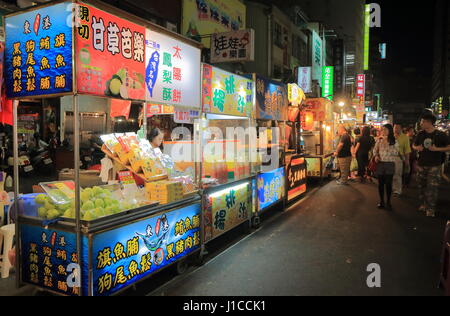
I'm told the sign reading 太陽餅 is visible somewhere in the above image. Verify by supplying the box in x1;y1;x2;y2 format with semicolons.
145;29;201;108
75;3;146;101
210;29;254;63
322;66;334;100
5;2;73;98
202;64;254;117
182;0;246;48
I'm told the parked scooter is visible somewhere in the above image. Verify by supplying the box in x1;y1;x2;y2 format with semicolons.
29;133;55;175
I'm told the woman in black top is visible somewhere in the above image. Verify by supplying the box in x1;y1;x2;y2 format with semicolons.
354;126;375;183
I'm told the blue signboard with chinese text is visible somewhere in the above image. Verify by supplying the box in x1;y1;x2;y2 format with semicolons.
5;2;73;98
253;74;288;121
257;167;285;211
20;224;89;296
92;203;201;296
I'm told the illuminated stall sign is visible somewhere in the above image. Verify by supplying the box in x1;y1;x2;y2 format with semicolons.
297;67;312;93
211;29;254;63
356;74;365;102
145;29;201;108
286;156;307;201
322;66;334;100
257;167;285;211
182;0;246;48
288;83;305;107
146;103;175;116
5;2;73;98
204;182;251;242
254;75;288;121
20;224;89;296
76;3;146;101
202;64;254;117
93;203;201;296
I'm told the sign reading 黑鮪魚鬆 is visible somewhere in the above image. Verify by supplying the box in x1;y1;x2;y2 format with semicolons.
5;2;73;98
76;3;146;101
145;29;201;108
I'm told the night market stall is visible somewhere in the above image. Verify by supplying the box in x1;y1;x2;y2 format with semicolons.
200;64;254;244
6;0;203;296
300;98;336;179
285;83;307;203
250;74;288;223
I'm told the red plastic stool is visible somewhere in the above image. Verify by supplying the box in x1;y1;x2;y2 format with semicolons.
440;221;450;296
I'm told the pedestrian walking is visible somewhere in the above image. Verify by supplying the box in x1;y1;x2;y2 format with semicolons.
373;124;400;210
334;125;352;185
393;124;411;196
354;126;375;183
412;113;450;217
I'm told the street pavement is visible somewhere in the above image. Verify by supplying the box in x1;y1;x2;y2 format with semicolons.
149;179;450;296
2;178;449;296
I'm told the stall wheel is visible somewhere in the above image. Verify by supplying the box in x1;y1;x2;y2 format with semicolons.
176;258;189;275
252;216;261;229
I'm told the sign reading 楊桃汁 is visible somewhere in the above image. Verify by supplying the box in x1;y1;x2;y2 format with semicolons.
5;2;73;98
202;64;253;117
20;224;89;296
204;182;251;242
145;29;201;108
311;30;323;87
182;0;246;48
93;203;201;296
254;74;288;121
211;29;254;63
75;3;146;101
322;66;334;100
257;167;285;211
297;67;312;93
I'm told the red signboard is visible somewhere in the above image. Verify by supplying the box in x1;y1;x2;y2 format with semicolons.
76;3;146;101
356;74;365;102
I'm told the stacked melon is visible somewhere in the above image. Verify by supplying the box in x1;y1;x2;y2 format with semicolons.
34;186;139;221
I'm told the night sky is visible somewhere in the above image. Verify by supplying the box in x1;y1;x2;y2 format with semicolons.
373;0;436;105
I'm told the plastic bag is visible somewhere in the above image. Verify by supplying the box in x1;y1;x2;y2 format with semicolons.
350;158;358;172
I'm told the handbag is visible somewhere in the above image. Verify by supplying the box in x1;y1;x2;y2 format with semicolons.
368;157;378;174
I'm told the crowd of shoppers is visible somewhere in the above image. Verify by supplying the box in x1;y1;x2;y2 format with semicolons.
334;112;450;217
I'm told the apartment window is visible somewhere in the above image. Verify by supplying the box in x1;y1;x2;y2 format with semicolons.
274;22;283;48
292;35;302;60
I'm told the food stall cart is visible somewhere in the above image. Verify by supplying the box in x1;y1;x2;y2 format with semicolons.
301;98;335;179
7;0;203;296
200;64;254;244
285;84;307;203
250;74;287;223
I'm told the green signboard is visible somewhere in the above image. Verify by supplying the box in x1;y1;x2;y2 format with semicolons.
364;4;370;70
322;66;334;100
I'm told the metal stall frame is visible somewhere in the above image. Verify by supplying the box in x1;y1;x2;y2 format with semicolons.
8;0;204;296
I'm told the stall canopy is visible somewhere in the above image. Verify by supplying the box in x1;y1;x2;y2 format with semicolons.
5;0;202;108
303;98;334;122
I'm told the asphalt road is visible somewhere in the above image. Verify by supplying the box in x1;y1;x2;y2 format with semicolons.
148;179;449;296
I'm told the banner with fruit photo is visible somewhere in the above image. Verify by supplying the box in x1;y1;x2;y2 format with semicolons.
75;3;146;100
